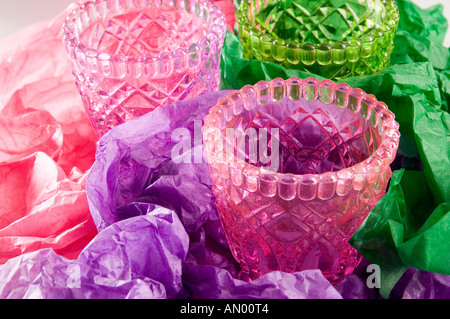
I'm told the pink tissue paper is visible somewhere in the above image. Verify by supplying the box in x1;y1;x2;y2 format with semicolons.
0;4;98;264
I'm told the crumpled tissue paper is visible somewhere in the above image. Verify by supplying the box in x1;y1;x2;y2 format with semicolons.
1;89;449;298
0;0;449;299
0;4;98;264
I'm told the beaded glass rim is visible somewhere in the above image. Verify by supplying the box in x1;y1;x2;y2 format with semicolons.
236;0;400;67
202;77;401;200
62;0;227;78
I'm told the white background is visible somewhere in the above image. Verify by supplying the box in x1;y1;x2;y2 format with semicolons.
0;0;449;46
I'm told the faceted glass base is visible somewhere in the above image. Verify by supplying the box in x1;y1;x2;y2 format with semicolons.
203;77;400;283
237;0;399;80
63;0;226;137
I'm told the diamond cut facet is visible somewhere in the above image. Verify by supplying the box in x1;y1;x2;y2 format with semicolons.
203;78;399;284
64;0;226;138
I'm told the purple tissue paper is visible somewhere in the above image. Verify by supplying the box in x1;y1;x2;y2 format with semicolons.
0;208;186;298
0;91;449;299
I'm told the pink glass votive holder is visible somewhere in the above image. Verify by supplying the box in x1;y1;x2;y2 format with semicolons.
63;0;226;138
202;77;400;284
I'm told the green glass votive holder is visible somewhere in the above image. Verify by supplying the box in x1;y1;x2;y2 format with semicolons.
236;0;400;80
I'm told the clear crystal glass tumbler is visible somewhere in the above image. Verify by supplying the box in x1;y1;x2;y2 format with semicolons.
202;77;400;284
236;0;399;80
63;0;227;138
